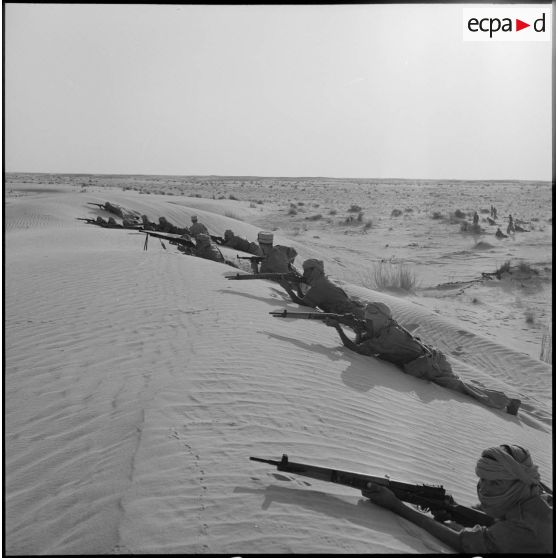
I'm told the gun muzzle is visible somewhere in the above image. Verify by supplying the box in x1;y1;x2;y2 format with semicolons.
250;454;289;467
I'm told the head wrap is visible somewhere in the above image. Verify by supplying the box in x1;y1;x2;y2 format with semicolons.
476;445;540;485
475;445;541;518
302;259;324;273
191;215;198;222
257;231;274;245
364;302;392;321
224;229;234;239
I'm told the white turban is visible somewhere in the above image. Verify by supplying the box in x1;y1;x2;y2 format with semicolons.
475;445;540;485
475;445;541;518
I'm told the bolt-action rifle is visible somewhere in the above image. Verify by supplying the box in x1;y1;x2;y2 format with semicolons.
270;309;366;332
77;217;125;228
142;230;196;251
250;454;494;528
226;272;304;282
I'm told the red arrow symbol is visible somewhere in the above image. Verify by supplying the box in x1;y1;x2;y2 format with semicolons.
516;19;530;31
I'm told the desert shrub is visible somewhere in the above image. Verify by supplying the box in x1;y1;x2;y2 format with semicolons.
431;211;443;220
306;213;323;221
361;262;418;292
362;219;373;231
288;207;298;216
524;310;535;324
257;200;264;204
357;211;364;222
518;261;538;274
348;204;362;213
298;201;305;206
405;208;413;213
229;194;239;201
391;209;403;217
460;222;482;234
448;213;466;224
329;209;338;215
312;203;320;208
454;209;466;218
495;260;511;277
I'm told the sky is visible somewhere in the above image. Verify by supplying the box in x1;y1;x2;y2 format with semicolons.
4;3;554;180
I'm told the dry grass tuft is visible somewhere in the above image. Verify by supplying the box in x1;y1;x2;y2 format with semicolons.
360;262;418;292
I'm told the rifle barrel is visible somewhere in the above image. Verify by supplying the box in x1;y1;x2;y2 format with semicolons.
269;311;334;320
250;456;282;466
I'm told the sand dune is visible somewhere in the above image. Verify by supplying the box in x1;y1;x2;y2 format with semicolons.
4;182;553;554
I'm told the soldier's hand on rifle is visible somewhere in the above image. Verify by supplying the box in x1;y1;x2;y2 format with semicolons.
362;484;404;512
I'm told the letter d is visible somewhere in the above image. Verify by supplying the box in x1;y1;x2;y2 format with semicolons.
534;13;546;32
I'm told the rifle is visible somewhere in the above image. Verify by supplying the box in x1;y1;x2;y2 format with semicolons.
86;202;106;209
270;309;366;332
142;230;196;251
226;272;304;282
76;217;121;228
250;454;494;528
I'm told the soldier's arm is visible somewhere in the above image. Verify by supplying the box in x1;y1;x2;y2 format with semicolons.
323;320;375;356
363;486;462;552
278;280;316;308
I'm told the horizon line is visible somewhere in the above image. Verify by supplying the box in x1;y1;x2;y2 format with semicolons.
4;171;552;184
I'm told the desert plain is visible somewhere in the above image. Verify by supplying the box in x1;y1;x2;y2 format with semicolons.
4;173;553;554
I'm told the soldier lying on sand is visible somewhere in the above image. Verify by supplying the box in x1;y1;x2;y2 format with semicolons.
222;229;260;255
324;302;521;415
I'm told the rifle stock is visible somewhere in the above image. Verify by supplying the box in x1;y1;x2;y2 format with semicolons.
250;454;494;528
